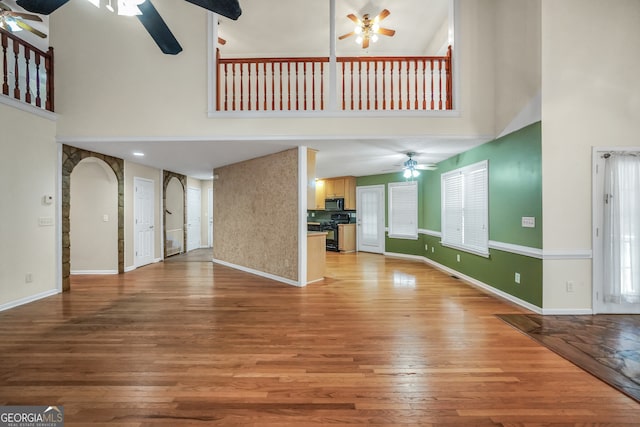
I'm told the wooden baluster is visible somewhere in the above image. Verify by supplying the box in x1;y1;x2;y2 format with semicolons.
358;61;363;110
263;62;267;111
366;61;370;110
295;61;299;110
232;63;237;111
405;61;410;110
223;63;229;111
446;45;452;109
430;60;435;110
311;62;315;110
279;62;283;110
438;59;443;110
287;62;291;110
422;59;427;110
2;33;8;96
44;47;54;111
13;39;20;101
382;61;386;110
374;61;378;110
342;62;347;110
34;53;41;107
350;62;354;110
271;62;275;110
320;61;324;110
413;59;418;110
390;61;395;110
24;47;31;104
303;62;307;111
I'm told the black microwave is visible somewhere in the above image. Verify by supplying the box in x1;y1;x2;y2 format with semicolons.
325;198;344;211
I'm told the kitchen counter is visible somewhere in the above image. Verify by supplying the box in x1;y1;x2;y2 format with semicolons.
307;231;327;283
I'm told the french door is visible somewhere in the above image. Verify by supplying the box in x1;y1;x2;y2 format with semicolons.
356;185;385;254
593;150;640;313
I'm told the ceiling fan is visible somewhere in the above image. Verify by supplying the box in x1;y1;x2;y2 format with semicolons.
14;0;242;55
0;1;47;38
338;8;395;49
400;152;437;178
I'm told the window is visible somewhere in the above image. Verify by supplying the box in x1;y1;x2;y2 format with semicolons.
388;181;418;239
441;160;489;256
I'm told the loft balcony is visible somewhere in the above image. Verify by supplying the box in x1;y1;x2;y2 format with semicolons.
215;46;452;114
1;28;54;112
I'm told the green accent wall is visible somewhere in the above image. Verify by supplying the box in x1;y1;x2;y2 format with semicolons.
357;122;543;308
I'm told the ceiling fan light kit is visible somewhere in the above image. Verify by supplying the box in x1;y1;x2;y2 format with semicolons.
339;8;395;49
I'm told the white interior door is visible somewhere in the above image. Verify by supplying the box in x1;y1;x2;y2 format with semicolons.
187;187;202;252
593;150;640;313
208;187;214;247
357;185;385;254
134;177;155;267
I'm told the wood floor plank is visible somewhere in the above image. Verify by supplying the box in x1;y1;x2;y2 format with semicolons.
0;250;638;425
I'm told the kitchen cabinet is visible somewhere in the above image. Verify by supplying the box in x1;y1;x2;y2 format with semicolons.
315;179;326;209
325;178;345;198
307;232;327;283
314;176;357;210
338;224;356;252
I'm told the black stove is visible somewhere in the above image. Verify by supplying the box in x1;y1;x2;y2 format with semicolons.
324;213;351;251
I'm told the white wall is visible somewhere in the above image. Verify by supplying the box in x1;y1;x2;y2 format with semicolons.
124;161;163;269
70;158;119;273
541;0;640;311
50;0;497;140
494;0;541;136
0;104;58;309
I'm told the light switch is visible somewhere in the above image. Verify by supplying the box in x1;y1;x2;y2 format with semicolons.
38;217;53;226
521;217;535;228
103;214;109;222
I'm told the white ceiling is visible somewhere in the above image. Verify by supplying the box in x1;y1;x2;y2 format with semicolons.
8;0;491;180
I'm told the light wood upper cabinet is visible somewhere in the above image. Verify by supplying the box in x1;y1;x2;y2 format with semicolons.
313;176;356;210
326;178;345;198
315;179;326;209
343;176;356;210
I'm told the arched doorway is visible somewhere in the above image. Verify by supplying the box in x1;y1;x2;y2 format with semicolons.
61;145;124;291
163;171;186;258
70;158;119;274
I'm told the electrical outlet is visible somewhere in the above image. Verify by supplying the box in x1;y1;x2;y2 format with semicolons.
25;273;33;283
456;254;461;262
431;246;434;253
514;272;521;284
566;281;575;293
425;244;428;251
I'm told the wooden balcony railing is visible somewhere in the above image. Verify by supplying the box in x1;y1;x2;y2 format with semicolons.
1;28;54;112
216;46;452;113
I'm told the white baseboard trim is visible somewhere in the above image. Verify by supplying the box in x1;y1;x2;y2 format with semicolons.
125;258;163;273
541;308;593;315
0;289;60;313
212;258;304;287
384;251;543;314
70;270;118;275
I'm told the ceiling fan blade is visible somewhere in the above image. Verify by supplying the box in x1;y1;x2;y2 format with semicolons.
338;31;354;40
0;2;10;11
346;13;360;25
375;8;390;22
217;36;226;45
137;0;183;55
378;27;395;37
362;37;369;49
15;0;69;15
416;164;437;171
7;11;43;21
15;19;47;38
185;0;241;20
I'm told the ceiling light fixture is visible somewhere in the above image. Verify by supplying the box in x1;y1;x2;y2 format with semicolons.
403;152;420;180
133;151;144;157
117;0;145;16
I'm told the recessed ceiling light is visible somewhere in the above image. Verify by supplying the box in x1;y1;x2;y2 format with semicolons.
133;152;144;157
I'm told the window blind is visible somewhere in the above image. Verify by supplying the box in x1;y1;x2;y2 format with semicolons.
441;160;489;256
388;181;418;239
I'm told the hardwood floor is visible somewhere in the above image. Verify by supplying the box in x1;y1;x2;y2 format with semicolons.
0;250;638;426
